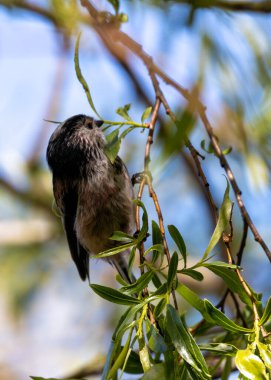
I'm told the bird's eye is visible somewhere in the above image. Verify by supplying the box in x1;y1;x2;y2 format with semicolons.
86;121;93;129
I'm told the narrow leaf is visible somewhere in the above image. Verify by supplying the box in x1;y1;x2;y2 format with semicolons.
92;241;136;259
90;284;140;305
109;231;134;242
179;269;204;281
168;225;187;267
167;251;179;291
259;296;271;325
74;34;101;118
116;104;132;121
141;106;152;123
166;305;211;379
204;263;251;306
121;271;153;294
199;342;237;356
202;180;233;260
176;283;206;314
144;244;164;257
152;220;163;263
204;299;253;333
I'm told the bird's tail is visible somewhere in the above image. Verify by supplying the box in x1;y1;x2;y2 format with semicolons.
111;251;136;284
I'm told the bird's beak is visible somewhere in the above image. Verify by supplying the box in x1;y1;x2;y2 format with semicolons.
95;120;104;127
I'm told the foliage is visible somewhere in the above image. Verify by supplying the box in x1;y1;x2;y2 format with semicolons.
1;0;271;379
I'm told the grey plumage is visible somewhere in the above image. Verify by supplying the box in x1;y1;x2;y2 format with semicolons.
46;114;135;283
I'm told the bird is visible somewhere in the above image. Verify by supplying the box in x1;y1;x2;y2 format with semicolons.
46;114;135;283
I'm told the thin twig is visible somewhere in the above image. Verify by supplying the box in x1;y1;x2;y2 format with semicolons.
237;222;249;266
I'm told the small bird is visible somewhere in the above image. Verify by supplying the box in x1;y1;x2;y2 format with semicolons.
46;114;135;283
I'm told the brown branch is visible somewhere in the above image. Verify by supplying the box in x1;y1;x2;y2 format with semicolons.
237;222;249;266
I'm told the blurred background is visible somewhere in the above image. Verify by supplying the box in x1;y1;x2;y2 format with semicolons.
0;0;271;379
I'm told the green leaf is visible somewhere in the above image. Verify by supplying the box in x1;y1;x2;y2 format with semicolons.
133;199;149;244
166;305;211;379
259;296;271;325
92;241;136;259
167;251;179;291
154;298;167;318
152;283;168;296
141;106;152;123
257;342;271;370
141;363;166;380
146;318;167;353
107;0;119;13
176;283;206;315
104;128;121;164
128;246;136;278
90;284;140;305
144;244;164;257
235;349;268;380
199;342;237;356
203;263;252;306
106;329;133;380
168;225;187;267
203;299;253;333
116;103;132;121
124;350;143;374
179;269;204;281
101;340;119;380
202;260;238;269
120;271;153;295
202;180;233;260
109;231;134;242
152;220;163;263
74;34;101;119
221;357;233;380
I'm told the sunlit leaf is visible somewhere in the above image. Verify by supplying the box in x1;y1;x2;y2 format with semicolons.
74;34;101;118
257;342;271;370
141;106;152;123
116;103;132;121
259;296;271;325
202;180;233;260
90;284;140;305
235;349;268;380
204;299;253;333
166;305;211;379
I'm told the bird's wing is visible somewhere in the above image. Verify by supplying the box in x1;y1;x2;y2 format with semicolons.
53;178;89;281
